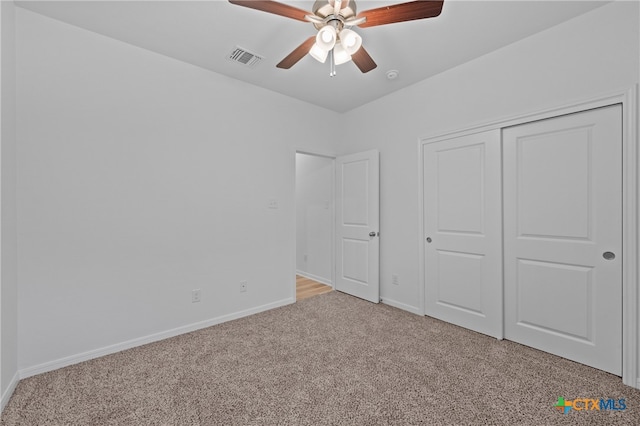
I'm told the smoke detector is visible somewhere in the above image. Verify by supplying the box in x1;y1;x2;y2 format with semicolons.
386;70;399;80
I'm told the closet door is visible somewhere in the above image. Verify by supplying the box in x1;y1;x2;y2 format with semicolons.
423;130;503;338
503;105;622;375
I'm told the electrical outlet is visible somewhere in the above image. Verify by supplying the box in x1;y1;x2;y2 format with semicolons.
392;274;399;286
192;289;201;303
240;281;248;293
268;199;279;209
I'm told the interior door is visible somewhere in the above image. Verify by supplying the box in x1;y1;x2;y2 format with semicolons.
335;149;379;303
423;130;503;338
503;105;622;375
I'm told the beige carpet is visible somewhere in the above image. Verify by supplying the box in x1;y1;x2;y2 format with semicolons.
2;291;639;425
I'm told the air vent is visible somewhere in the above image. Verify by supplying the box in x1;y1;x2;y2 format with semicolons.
228;46;263;68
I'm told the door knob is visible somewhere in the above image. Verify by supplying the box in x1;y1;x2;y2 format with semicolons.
426;237;432;243
369;231;377;237
603;251;616;260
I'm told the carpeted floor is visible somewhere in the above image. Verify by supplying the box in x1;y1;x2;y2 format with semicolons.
2;291;639;425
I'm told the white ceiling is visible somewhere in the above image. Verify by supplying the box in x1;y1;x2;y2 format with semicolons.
15;0;609;112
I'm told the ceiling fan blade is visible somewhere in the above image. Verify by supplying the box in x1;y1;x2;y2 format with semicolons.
276;36;316;69
228;0;310;22
357;0;444;28
352;46;377;73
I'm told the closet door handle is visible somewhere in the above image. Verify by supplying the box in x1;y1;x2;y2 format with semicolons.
603;251;615;260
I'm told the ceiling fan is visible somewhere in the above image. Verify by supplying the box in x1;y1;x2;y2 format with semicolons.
228;0;444;76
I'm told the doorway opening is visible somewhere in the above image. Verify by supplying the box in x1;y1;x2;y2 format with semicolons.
295;152;335;301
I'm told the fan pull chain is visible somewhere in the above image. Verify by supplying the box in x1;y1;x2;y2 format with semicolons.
329;49;336;77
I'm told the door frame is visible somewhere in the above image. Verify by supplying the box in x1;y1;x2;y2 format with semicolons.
418;86;638;388
292;149;337;301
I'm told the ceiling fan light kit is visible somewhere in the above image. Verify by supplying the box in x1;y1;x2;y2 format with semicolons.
229;0;444;76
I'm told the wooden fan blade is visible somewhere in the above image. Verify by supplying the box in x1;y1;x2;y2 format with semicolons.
352;46;377;73
357;0;444;28
228;0;310;22
276;36;316;69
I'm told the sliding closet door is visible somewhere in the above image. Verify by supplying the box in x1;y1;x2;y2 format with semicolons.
503;105;622;375
423;130;503;338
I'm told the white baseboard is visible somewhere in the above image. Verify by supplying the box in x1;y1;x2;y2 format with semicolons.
381;297;422;316
296;270;333;287
19;297;294;380
1;371;19;412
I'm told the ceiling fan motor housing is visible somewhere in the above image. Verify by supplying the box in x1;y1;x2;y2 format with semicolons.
311;0;357;30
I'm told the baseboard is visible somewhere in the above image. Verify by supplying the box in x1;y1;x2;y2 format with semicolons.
296;270;333;287
1;371;19;412
19;297;295;380
381;297;422;316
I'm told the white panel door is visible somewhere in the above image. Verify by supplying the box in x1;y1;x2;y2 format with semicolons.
335;150;379;303
423;130;503;338
503;105;622;375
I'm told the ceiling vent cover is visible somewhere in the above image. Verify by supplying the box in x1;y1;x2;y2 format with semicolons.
228;46;263;68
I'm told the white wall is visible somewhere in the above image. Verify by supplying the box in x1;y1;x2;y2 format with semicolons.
339;1;639;312
295;153;333;284
1;0;19;407
15;8;338;372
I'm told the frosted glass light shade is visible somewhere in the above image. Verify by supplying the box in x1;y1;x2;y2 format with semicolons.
333;44;351;65
340;29;362;55
309;43;329;63
316;26;337;51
